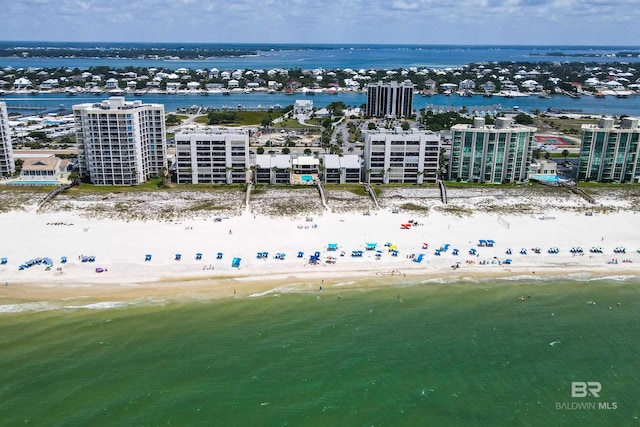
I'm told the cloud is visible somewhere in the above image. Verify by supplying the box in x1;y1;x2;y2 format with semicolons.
391;0;420;11
0;0;637;44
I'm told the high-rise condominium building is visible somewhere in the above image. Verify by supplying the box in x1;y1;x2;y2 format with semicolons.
365;80;414;118
175;128;249;184
73;97;166;185
363;128;440;184
449;117;536;183
0;102;15;176
578;117;640;183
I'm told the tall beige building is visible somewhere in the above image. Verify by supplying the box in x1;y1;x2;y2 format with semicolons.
73;97;166;185
0;102;15;176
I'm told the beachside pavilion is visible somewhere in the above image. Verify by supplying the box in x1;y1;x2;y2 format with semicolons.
18;156;69;183
290;156;319;184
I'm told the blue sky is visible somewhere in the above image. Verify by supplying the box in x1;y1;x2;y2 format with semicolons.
2;0;639;45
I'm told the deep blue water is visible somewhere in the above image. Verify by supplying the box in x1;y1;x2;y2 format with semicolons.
1;43;640;70
4;91;640;117
2;43;640;116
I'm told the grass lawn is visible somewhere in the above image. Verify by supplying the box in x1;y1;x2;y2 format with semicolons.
193;111;283;126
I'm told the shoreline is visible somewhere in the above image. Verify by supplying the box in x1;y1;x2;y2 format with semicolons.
1;264;638;311
1;187;639;310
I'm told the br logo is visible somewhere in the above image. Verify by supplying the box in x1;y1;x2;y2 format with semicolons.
571;382;602;397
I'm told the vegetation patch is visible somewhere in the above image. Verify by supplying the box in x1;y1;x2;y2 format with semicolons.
399;203;430;213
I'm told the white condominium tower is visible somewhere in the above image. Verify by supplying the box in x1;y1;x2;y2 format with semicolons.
175;128;250;184
0;102;15;176
365;80;414;119
578;117;640;183
449;117;536;183
73;97;166;185
363;128;440;184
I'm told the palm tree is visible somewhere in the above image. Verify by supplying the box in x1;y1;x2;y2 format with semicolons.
68;171;81;186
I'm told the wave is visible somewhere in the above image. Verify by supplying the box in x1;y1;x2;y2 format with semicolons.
0;298;168;314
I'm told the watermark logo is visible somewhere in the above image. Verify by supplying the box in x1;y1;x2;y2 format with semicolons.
571;381;601;398
555;381;617;411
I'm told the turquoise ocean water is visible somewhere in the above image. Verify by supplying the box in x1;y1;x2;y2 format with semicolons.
1;276;638;426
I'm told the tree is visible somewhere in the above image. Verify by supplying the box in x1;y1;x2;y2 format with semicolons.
401;121;410;131
368;122;377;130
68;171;81;185
256;147;265;154
562;149;570;161
304;148;312;155
282;147;290;154
514;113;534;125
261;115;273;129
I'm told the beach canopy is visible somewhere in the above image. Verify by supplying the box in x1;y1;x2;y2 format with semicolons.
196;253;203;260
366;243;377;250
175;254;182;260
231;257;241;268
60;256;67;263
297;251;304;258
145;254;152;261
217;252;223;259
413;254;425;263
0;257;7;264
327;243;338;251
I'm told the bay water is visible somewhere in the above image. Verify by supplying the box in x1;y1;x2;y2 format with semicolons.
1;276;638;425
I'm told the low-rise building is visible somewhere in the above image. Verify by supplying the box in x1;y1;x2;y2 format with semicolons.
254;154;292;184
323;154;361;183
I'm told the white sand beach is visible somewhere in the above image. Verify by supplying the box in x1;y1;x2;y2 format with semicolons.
1;185;639;306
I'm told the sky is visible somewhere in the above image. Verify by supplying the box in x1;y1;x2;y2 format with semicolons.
1;0;639;46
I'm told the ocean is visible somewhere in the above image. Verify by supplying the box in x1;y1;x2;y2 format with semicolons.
1;276;638;425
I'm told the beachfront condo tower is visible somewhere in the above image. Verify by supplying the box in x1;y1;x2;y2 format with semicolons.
363;128;440;184
448;117;536;183
73;97;166;185
175;128;250;184
578;117;640;183
365;80;414;119
0;102;15;176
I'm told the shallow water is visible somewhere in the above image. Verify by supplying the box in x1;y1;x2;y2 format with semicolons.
0;278;638;425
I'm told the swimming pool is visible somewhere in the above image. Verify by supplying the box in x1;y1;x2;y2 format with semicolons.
301;175;314;182
530;174;560;183
5;180;61;186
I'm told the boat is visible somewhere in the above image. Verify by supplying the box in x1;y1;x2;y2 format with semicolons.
221;89;230;96
594;92;606;98
482;92;493;98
